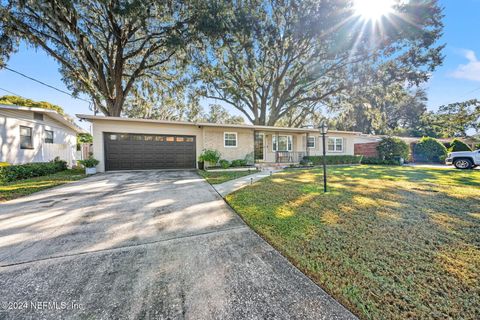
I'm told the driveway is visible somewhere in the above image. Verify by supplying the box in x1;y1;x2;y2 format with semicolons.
0;171;355;319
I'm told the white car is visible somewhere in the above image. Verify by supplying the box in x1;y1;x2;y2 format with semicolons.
445;150;480;169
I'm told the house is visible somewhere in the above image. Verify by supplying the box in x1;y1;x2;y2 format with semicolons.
77;114;368;172
0;104;84;166
353;134;479;159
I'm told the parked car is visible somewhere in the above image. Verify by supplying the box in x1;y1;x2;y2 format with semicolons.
445;150;480;169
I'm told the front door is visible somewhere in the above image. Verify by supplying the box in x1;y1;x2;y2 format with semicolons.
254;132;265;161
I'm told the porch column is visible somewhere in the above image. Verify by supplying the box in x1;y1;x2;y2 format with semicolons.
275;131;279;163
253;130;256;163
306;132;309;157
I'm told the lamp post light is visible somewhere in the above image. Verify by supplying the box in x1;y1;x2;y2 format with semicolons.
319;121;328;192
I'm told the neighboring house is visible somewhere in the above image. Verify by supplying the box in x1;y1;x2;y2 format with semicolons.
0;104;84;166
353;134;478;159
77;114;367;172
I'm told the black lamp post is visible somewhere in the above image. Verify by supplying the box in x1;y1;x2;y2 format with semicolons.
319;121;328;192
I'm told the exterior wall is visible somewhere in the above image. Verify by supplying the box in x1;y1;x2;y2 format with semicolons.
307;133;355;156
91;119;204;172
260;132;307;162
354;142;379;157
0;109;77;166
203;127;254;161
255;131;358;163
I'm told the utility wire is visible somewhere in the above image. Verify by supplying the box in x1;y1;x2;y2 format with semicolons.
0;86;25;97
3;66;91;104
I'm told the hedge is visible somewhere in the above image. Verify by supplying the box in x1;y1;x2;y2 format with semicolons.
413;137;448;163
449;139;471;152
0;159;67;183
376;137;409;160
302;155;363;165
361;157;401;165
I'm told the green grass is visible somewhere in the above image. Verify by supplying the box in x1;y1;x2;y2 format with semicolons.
0;169;86;202
226;165;480;319
198;169;258;184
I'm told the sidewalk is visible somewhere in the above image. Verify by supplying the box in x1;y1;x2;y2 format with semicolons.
213;169;281;197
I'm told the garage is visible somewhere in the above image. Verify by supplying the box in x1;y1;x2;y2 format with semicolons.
104;132;196;171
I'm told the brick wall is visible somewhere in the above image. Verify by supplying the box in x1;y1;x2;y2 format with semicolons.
354;142;379;158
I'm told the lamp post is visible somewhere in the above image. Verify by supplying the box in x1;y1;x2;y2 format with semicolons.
319;121;328;192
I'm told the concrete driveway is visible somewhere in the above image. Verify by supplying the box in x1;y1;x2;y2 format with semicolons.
0;171;355;319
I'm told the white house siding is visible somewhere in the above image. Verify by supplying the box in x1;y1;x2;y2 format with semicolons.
259;131;357;162
306;133;356;156
202;127;254;161
0;109;77;166
91;119;204;172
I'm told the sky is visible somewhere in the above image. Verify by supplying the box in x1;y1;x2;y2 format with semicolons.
0;0;479;132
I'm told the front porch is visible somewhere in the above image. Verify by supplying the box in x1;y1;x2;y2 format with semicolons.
254;130;314;166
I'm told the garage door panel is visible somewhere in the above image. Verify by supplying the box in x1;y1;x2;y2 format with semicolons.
104;133;196;171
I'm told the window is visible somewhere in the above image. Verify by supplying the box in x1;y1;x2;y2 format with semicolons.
224;132;237;147
45;130;54;144
33;112;44;121
327;137;344;152
109;134;118;140
272;135;292;151
307;136;315;148
20;126;33;149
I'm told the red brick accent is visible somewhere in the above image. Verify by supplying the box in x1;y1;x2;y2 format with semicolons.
354;142;379;158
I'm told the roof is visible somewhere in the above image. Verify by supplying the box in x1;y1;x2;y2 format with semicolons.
76;114;362;135
0;104;86;133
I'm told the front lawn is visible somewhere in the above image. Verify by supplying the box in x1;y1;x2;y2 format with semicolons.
198;169;258;184
226;166;480;319
0;169;86;202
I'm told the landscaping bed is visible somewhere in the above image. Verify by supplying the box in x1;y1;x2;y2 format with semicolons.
226;165;480;319
0;169;86;202
205;166;256;172
198;169;258;184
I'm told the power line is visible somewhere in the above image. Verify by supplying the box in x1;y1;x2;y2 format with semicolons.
0;86;25;97
3;66;91;104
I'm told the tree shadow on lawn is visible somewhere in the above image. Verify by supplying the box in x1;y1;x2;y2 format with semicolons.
226;167;480;320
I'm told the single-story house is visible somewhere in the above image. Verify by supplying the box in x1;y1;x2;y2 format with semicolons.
0;104;84;166
77;114;369;172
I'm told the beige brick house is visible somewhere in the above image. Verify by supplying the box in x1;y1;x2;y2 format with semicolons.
77;114;365;172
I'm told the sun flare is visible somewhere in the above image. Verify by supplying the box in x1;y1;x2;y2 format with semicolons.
353;0;395;21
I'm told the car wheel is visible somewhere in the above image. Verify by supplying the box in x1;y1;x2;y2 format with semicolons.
453;158;473;169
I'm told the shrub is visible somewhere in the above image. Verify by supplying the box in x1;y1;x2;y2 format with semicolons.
361;157;401;165
198;149;221;167
376;137;409;161
219;159;230;169
244;152;254;165
78;156;99;168
0;162;9;167
231;159;248;167
0;158;67;183
449;139;472;152
302;155;363;165
413;137;448;163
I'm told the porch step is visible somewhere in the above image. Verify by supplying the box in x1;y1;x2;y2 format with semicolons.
255;163;297;171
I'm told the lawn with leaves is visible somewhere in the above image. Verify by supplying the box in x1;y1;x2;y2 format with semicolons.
198;169;258;184
0;169;86;202
226;166;480;319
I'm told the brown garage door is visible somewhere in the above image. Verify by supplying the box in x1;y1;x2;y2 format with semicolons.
104;133;196;171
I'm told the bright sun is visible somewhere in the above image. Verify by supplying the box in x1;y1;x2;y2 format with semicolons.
353;0;395;21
